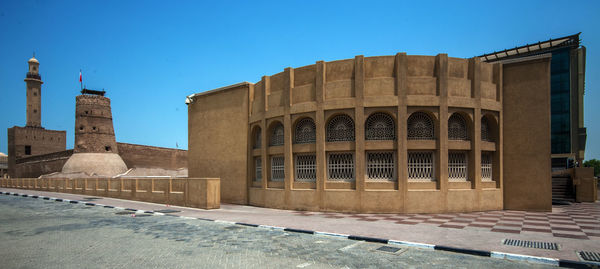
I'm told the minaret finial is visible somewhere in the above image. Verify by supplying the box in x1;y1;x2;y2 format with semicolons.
33;52;35;58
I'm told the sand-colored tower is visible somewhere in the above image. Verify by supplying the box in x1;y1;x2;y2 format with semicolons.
62;90;127;176
24;55;43;127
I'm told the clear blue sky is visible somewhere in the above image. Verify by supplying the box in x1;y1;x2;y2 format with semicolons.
1;0;599;159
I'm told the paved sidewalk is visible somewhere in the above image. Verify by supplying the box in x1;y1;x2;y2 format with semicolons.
2;187;598;264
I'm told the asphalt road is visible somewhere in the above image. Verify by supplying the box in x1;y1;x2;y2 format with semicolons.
0;194;555;269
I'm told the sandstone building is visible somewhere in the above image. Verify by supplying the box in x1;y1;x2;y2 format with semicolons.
187;34;591;214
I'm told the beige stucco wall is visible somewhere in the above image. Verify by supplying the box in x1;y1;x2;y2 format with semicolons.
188;85;249;204
502;57;552;211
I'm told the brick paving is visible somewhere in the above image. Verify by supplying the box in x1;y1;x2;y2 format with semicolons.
292;203;600;240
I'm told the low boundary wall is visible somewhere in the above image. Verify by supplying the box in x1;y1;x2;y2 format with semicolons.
0;177;220;209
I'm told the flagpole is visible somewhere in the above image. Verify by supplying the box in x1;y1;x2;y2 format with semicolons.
80;69;83;90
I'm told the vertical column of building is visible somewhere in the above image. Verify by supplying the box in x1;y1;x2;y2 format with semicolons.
246;84;255;202
261;76;270;189
354;56;366;200
436;54;449;198
25;57;42;128
396;53;408;210
315;61;326;210
470;58;482;195
283;68;294;206
494;63;503;189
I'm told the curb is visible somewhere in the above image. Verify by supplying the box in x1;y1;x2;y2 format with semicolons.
1;190;596;268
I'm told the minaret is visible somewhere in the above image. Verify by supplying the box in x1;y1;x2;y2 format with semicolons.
24;55;43;127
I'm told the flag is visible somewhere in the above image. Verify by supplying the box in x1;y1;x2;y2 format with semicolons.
79;70;82;82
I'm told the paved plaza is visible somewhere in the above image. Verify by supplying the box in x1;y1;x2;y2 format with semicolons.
1;187;599;268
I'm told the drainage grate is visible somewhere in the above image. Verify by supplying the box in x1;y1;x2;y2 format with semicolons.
503;239;558;250
156;209;181;213
376;246;401;253
579;251;600;262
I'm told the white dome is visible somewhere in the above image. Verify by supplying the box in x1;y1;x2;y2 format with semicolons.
28;57;39;64
62;153;128;176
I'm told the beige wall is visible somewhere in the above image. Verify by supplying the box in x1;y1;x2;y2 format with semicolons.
7;126;67;178
188;84;249;204
502;57;552;211
117;142;187;170
1;177;219;209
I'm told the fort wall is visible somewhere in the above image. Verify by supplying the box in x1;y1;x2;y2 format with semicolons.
116;142;187;170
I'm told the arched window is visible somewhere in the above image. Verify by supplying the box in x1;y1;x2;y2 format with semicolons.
253;127;262;149
269;122;284;146
294;118;316;144
407;112;434;140
326;114;355;142
481;117;491;141
365;112;395;140
448;113;468;140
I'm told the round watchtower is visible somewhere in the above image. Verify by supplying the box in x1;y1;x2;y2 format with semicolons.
62;90;127;176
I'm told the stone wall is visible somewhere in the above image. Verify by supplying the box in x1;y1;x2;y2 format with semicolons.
116;142;187;170
7;126;66;177
1;177;220;209
14;150;73;178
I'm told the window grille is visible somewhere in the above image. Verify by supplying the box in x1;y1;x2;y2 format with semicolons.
270;156;285;181
366;151;396;181
326;114;355;142
253;128;262;149
254;157;262;182
481;117;491;141
481;152;493;181
365;113;396;140
448;152;468;181
407;112;434;140
294;118;316;144
448;114;468;140
269;122;284;146
295;154;316;182
327;153;355;181
408;151;434;181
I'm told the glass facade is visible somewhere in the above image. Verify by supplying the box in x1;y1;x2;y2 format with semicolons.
550;48;571;154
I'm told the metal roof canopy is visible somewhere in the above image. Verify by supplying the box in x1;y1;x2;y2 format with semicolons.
478;33;581;62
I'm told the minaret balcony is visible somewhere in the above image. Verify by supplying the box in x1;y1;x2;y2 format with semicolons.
26;72;41;80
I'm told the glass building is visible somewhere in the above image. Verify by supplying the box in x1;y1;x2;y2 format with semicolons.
480;33;587;169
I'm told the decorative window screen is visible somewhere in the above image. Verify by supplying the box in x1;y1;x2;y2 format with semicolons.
270;156;285;181
448;114;468;140
269;122;284;146
294;118;316;144
407;151;434;181
294;154;316;182
326;114;355;142
481;152;493;181
481;117;491;141
366;151;395;181
253;128;262;149
448;152;468;181
365;113;396;140
407;112;434;140
254;157;262;182
327;153;355;181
